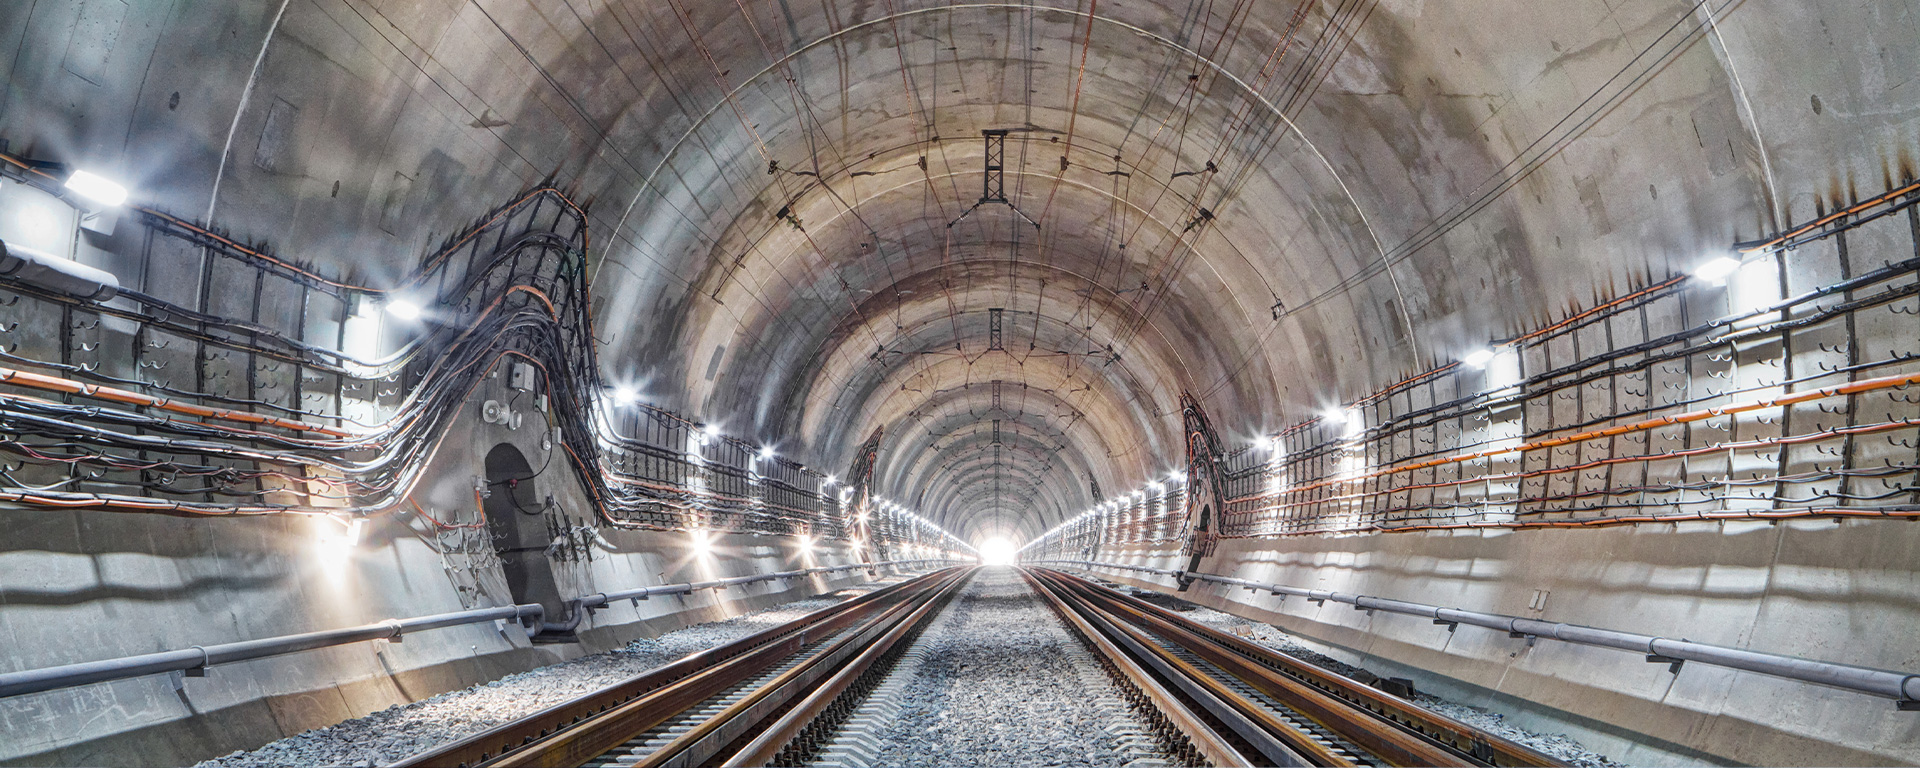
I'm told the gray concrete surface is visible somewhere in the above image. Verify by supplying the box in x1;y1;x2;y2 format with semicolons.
4;1;1919;765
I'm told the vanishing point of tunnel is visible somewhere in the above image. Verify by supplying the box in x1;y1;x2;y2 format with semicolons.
1;1;1918;766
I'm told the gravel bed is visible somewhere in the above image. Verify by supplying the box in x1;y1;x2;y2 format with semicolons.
861;568;1167;767
194;580;899;768
1119;586;1627;768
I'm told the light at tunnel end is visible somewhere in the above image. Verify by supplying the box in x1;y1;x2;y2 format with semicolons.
977;537;1016;566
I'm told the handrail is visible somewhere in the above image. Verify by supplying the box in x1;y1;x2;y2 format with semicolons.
0;559;961;700
1029;559;1920;708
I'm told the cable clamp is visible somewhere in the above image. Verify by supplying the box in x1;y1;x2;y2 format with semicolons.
1646;654;1684;674
185;646;210;677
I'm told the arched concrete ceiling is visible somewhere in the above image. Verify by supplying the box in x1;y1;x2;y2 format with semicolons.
6;0;1913;542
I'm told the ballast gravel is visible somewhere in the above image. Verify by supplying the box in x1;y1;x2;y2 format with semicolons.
194;580;897;768
1122;586;1628;768
859;568;1166;768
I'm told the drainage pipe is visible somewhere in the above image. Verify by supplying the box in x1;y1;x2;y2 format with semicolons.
1032;559;1920;707
0;603;543;699
564;560;960;625
0;559;964;700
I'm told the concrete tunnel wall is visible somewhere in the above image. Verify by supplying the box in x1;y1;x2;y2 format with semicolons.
4;0;1920;765
0;510;881;766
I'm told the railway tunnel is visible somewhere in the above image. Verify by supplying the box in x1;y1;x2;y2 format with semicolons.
1;1;1918;765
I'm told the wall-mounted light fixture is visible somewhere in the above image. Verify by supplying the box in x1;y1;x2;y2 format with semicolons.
385;299;423;320
1692;255;1742;285
63;170;128;207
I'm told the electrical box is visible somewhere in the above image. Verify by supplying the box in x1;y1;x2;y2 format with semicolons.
509;361;537;392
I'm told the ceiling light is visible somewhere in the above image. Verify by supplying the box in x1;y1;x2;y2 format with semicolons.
1461;348;1497;368
1692;256;1742;285
65;170;128;207
386;299;422;320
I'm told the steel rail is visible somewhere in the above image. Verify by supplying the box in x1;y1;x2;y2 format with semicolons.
1020;568;1256;767
1031;569;1348;766
1050;568;1562;766
1029;567;1570;768
620;568;972;768
392;568;963;768
1046;571;1450;766
1041;568;1564;767
720;567;966;766
1039;559;1920;707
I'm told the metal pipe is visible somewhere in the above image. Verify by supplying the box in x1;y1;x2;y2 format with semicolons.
577;560;955;610
0;239;120;301
0;604;543;699
0;559;964;701
1034;559;1920;706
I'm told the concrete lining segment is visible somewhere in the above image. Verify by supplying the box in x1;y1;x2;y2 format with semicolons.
3;1;1918;763
0;0;1796;535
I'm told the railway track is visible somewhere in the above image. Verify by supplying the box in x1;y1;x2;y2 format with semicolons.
393;565;1568;767
1024;567;1568;768
392;567;971;768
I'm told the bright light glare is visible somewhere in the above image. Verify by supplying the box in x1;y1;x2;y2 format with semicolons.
1692;256;1742;285
65;170;128;206
978;537;1017;566
758;445;775;461
1322;409;1349;425
796;534;813;553
1255;435;1276;452
16;201;62;245
386;299;422;320
316;516;362;581
613;386;638;405
703;423;722;439
691;529;712;555
824;474;837;486
1461;348;1497;368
